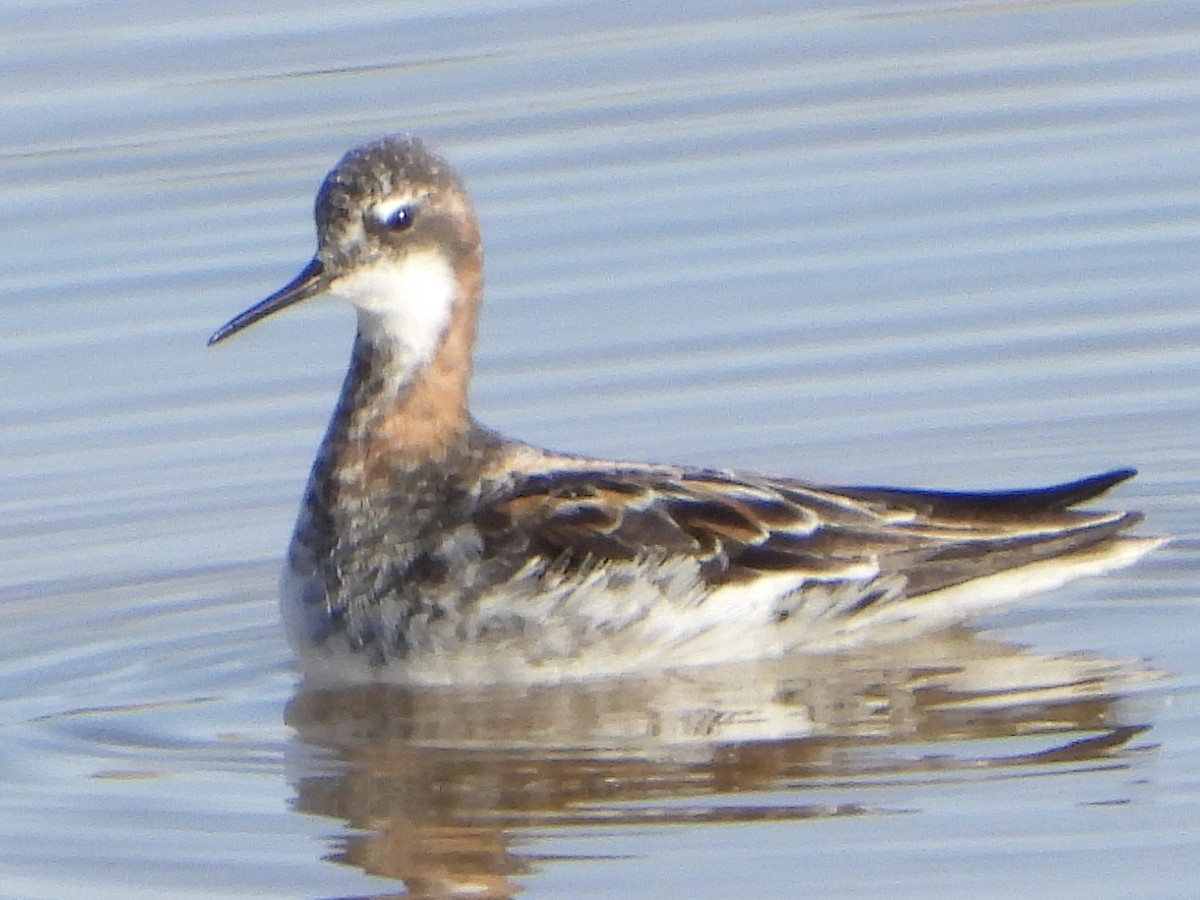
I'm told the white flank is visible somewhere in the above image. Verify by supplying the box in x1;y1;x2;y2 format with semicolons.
811;535;1167;651
333;249;458;368
282;531;1165;686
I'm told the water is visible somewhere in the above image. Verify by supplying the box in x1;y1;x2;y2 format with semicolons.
2;1;1199;897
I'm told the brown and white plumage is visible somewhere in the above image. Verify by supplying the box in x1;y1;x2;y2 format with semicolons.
210;135;1161;684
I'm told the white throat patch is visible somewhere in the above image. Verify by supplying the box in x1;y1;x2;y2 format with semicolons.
333;249;458;369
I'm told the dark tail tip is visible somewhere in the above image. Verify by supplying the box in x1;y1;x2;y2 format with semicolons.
1042;467;1138;510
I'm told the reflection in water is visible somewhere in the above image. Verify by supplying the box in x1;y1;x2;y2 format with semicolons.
285;630;1159;898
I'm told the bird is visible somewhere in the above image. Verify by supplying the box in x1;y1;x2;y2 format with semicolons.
209;134;1161;685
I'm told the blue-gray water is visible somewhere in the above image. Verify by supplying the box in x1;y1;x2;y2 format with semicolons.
2;2;1199;897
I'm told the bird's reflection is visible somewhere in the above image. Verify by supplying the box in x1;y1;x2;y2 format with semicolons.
284;628;1159;899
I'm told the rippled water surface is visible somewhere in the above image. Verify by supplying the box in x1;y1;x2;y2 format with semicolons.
3;1;1200;897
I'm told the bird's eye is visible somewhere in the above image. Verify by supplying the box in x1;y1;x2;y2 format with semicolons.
379;204;417;232
375;201;416;232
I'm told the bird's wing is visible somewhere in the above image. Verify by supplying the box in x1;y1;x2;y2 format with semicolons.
481;459;1142;598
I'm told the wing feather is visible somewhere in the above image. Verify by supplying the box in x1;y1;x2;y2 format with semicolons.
483;462;1144;602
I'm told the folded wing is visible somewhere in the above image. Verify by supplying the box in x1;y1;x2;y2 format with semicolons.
485;464;1147;612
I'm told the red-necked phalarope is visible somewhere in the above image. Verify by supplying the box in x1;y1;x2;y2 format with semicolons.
210;135;1162;685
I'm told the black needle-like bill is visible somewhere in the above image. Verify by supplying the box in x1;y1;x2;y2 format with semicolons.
208;257;332;345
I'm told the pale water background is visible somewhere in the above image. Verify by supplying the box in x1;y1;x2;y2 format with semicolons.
2;1;1200;897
